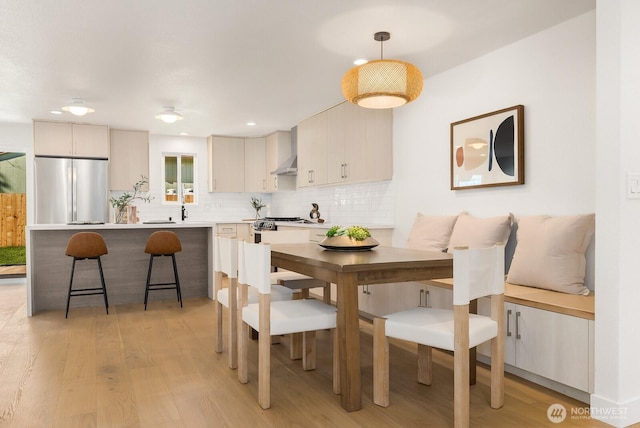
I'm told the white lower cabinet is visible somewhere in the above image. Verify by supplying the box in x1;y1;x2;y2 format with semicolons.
359;282;452;318
477;299;593;393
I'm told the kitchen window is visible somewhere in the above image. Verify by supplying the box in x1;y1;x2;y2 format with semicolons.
163;153;196;204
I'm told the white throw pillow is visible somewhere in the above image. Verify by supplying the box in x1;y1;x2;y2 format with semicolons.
405;213;460;252
447;213;514;251
506;214;595;295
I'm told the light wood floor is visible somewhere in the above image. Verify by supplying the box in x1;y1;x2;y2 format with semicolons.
0;280;615;427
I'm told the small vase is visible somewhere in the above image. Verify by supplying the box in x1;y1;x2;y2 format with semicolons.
113;206;129;224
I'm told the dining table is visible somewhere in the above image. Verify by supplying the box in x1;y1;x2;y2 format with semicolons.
270;243;454;412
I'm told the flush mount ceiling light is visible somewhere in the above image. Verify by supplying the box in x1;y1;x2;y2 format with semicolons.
155;106;183;123
342;31;423;109
62;98;95;116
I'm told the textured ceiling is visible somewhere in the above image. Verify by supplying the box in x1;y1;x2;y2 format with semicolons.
0;0;595;137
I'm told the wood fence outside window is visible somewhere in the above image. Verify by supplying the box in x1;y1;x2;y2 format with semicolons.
0;193;26;247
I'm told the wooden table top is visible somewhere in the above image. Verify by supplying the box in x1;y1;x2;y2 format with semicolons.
270;243;453;271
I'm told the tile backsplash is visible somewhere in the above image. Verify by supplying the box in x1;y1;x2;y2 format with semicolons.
271;181;395;225
112;180;395;225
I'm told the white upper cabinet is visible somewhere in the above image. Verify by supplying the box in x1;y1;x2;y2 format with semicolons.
34;120;109;158
109;129;149;191
297;110;328;188
207;136;245;192
297;101;392;188
244;137;266;193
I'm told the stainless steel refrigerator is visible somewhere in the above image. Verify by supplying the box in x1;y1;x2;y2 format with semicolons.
34;157;109;224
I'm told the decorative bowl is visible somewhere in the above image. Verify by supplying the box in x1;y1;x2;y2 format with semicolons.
319;235;379;251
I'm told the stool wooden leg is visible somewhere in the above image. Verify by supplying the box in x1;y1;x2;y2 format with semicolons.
97;256;109;315
65;258;77;319
144;255;154;310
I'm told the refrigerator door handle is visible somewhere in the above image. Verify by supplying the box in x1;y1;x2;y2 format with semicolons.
71;164;77;222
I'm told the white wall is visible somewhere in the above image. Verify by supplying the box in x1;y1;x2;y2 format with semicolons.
592;0;640;426
393;11;596;241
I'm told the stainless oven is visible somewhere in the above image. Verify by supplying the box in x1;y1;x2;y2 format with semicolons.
252;217;309;243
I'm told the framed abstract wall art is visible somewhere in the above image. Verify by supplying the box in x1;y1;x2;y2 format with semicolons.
450;105;524;190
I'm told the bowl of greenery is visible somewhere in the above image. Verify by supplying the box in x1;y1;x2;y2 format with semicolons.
319;225;379;251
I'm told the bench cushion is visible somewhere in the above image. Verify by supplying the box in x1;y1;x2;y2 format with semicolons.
405;212;460;252
447;212;514;251
507;214;595;295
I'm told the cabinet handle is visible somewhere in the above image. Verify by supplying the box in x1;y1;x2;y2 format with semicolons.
419;289;424;307
516;311;522;339
506;309;512;337
362;285;371;295
262;178;266;190
343;163;348;179
418;289;430;307
274;177;278;189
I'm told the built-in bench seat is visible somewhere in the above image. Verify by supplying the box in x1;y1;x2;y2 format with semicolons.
420;278;595;320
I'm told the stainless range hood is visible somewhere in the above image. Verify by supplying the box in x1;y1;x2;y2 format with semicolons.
270;126;298;176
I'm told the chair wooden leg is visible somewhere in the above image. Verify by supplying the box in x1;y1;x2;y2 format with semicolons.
417;344;432;385
454;305;470;428
491;294;505;409
289;291;303;360
227;277;238;369
373;317;389;407
214;271;223;353
238;322;248;384
302;331;316;370
258;293;271;409
333;328;340;394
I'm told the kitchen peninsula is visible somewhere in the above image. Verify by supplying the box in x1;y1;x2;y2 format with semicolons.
26;222;216;316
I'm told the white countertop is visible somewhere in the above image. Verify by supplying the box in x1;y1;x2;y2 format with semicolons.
27;221;217;231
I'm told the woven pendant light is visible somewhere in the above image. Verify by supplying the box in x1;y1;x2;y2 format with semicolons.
342;32;423;109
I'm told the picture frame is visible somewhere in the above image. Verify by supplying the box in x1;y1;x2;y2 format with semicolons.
450;105;524;190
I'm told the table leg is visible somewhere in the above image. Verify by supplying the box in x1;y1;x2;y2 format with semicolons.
470;299;477;385
337;273;361;411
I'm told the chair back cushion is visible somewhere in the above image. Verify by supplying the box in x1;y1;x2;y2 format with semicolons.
238;241;272;294
65;232;108;258
214;235;238;278
452;243;505;305
259;229;309;244
144;231;182;255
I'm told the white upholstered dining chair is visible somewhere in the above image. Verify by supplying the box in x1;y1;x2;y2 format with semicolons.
373;243;505;428
214;235;292;369
236;240;338;409
259;229;332;359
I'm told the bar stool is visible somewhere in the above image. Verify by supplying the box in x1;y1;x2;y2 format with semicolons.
65;232;109;318
144;230;183;310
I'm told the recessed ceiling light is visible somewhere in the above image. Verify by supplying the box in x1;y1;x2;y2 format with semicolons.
247;122;256;126
354;58;368;65
50;110;63;115
179;132;189;136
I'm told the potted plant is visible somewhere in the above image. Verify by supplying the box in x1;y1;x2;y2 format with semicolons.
250;196;266;219
110;176;153;223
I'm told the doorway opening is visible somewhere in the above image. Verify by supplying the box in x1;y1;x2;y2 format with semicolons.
0;152;26;277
